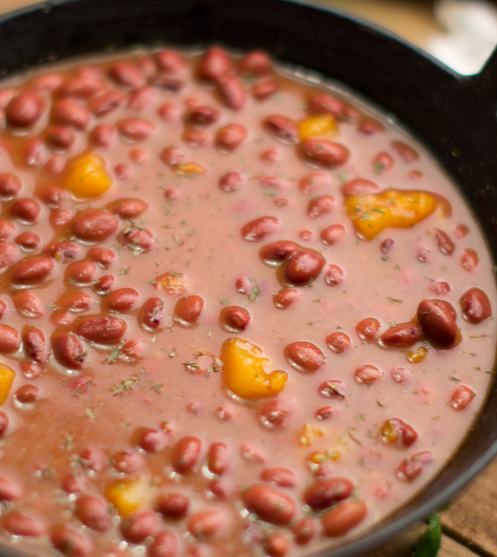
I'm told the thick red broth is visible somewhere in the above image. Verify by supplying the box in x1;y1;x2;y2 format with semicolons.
0;46;491;557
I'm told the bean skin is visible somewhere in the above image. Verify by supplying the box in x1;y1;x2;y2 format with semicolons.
199;47;232;82
273;288;299;310
302;138;349;167
242;484;296;525
138;428;166;452
259;241;300;266
140;297;165;330
10;198;41;223
157;49;186;76
65;261;97;285
88;91;125;116
23;327;49;364
0;476;22;501
207;442;229;475
431;281;451;296
58;76;103;99
434;228;455;255
53;99;90;130
379;323;423;349
261;467;296;488
321;224;345;246
304;477;353;511
3;513;45;537
111;198;148;219
0;173;21;199
50;526;93;557
450;385;475;410
106;288;140;313
90;124;116;149
52;333;86;369
354;364;382;386
241;216;280;242
460;287;492;324
109;62;146;89
263;115;299;145
219;171;244;192
239;51;271;76
326;332;351;354
15;384;39;404
188;510;229;539
380;418;418;448
73;210;119;243
75;495;111;532
0;325;20;353
188;105;220;127
321;501;367;537
172;436;202;473
307;195;334;219
148;530;178;557
396;451;433;481
284;341;325;373
218;76;246;110
299;172;332;194
88;247;115;268
174;296;204;325
308;92;346;118
75;316;127;344
284;249;325;285
117;118;156;141
461;248;479;272
259;397;295;428
417;299;458;347
0;241;17;269
121;511;160;544
392;140;419;163
44;241;81;263
156;492;190;519
122;227;155;253
6;92;44;127
15;232;40;251
219;306;250;332
293;517;317;545
216;124;247;151
113;451;146;474
341;178;379;196
0;411;8;435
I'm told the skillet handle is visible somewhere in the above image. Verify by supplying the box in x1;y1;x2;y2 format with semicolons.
466;45;497;110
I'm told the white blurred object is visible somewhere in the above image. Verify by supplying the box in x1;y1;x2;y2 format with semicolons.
427;0;497;74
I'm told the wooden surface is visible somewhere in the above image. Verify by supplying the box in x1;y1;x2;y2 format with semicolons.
0;0;495;556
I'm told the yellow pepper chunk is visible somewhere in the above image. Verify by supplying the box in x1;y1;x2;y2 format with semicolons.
0;365;14;405
175;163;206;176
64;153;113;198
298;424;324;447
307;448;341;466
407;346;428;363
105;477;150;517
220;338;287;400
345;189;439;240
299;115;338;141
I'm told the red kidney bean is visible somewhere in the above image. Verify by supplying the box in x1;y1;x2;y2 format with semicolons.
51;526;92;557
320;224;345;246
109;62;145;89
61;473;84;494
326;332;351;354
322;500;367;537
75;316;126;344
219;306;250;332
381;418;418;448
284;341;325;373
46;125;76;150
174;296;204;325
88;91;125;116
182;128;211;147
284;249;325;285
129;148;149;164
51;311;75;327
242;484;296;525
216;123;247;151
219;171;243;192
0;325;20;353
259;241;300;266
158;102;178;121
88;247;115;268
461;248;478;272
259;396;295;428
44;158;65;177
316;406;336;420
59;293;93;313
252;80;278;99
304;477;353;511
264;534;289;557
122;226;155;253
0;299;6;320
156;492;190;519
0;241;17;269
302;138;349;167
6;91;44;127
392;140;418;162
67;374;94;396
12;257;54;284
94;275;116;295
13;291;43;318
53;99;90;130
75;495;111;532
0;173;21;199
397;451;433;481
433;228;455;255
172;436;202;473
160;147;185;167
449;385;475;410
138;428;166;452
207;442;229;476
0;89;14;110
188;510;229;539
261;467;296;488
140;297;165;330
355;364;382;386
73;210;119;243
43;241;80;263
273;288;299;310
38;186;66;209
293;517;316;545
218;76;246;110
25;138;46;167
199;47;231;82
431;281;451;296
121;511;160;544
372;152;393;173
106;288;139;313
3;513;45;537
117;118;156;141
299;172;332;194
15;232;40;251
358;115;384;135
50;208;72;227
148;530;178;557
241;216;280;242
10;198;41;223
263;115;299;145
341;178;379;197
239;51;271;75
379;323;423;349
52;333;86;369
79;447;105;472
65;261;97;285
209;479;235;500
307;195;335;219
90;123;116;149
308;92;346;118
126;87;158;113
15;384;39;403
417;299;457;347
121;338;145;360
0;476;22;501
460;287;491;324
152;74;183;92
454;224;469;239
0;221;15;241
188;105;220;127
260;148;279;164
113;451;146;474
0;411;8;435
59;76;103;99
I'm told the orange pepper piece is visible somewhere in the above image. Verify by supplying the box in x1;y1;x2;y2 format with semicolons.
64;153;113;198
299;115;338;141
220;338;287;400
105;477;150;517
0;365;14;405
344;189;440;240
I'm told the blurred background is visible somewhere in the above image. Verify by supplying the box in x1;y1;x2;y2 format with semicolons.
1;0;497;75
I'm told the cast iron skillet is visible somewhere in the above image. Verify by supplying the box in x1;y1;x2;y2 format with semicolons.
0;0;496;556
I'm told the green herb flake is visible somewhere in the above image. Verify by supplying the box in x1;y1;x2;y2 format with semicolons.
120;267;130;275
387;297;403;304
220;298;229;305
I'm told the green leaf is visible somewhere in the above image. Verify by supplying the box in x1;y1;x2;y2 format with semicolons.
412;515;442;557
